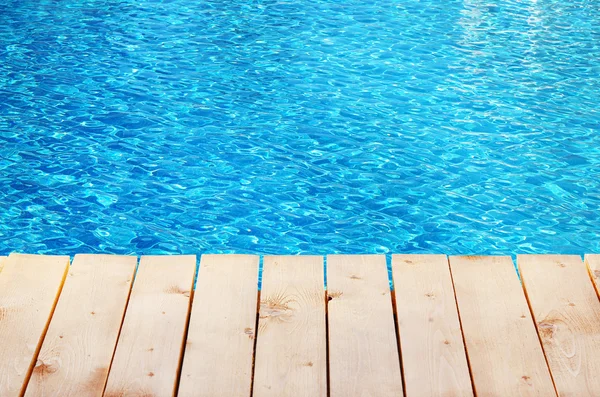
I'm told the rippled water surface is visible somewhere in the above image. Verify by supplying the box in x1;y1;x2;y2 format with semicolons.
1;0;599;256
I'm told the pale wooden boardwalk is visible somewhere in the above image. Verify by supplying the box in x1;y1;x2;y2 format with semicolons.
1;253;600;396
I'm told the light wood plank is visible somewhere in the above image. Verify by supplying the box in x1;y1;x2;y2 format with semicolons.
104;255;196;397
586;254;600;298
327;254;403;397
24;254;137;397
449;256;556;396
253;256;326;397
0;254;70;397
519;254;600;395
0;256;6;274
178;254;259;397
393;254;473;397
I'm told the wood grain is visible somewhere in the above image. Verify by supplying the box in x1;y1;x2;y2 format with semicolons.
0;254;69;397
104;255;196;397
519;254;600;396
449;256;556;396
23;254;137;397
0;256;5;274
393;254;473;397
178;254;259;397
253;256;326;397
585;254;600;298
327;254;403;397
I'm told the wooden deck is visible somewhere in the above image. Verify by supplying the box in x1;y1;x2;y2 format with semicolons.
1;253;600;396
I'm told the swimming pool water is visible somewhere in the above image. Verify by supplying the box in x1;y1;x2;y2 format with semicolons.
1;0;599;256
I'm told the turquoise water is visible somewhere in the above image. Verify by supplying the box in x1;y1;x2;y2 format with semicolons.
1;0;599;256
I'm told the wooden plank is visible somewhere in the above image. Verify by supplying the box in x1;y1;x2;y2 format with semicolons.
519;254;600;395
0;254;70;397
0;256;5;273
23;254;137;397
253;256;326;397
392;254;473;397
327;254;403;397
586;254;600;298
104;255;196;397
178;254;259;397
449;256;556;396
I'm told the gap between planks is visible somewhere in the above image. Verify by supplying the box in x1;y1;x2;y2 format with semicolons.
104;255;196;397
449;255;556;396
393;254;473;397
585;254;600;299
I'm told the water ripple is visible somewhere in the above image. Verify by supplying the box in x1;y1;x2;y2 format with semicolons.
1;0;599;256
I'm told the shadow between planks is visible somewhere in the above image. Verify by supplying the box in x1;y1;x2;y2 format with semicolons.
1;253;600;396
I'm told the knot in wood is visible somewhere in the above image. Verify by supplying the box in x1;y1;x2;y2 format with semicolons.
260;296;293;322
538;321;556;339
34;359;58;375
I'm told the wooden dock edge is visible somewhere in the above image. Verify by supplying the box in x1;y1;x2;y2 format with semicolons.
2;253;600;396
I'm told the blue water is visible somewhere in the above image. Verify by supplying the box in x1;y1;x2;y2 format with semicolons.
1;0;599;256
